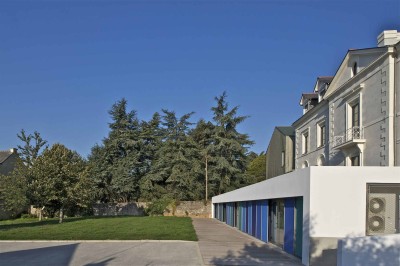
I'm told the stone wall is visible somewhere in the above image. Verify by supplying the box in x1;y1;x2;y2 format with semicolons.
165;201;211;218
91;201;211;218
92;202;147;216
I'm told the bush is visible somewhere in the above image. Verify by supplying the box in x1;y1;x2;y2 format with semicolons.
20;213;35;219
145;197;173;216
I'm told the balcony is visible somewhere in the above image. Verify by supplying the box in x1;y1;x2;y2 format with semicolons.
332;126;365;149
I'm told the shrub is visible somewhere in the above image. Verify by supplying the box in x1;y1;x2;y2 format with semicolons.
20;214;35;219
146;197;172;216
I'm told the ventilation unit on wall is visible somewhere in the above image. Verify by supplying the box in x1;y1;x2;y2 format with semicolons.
367;193;396;235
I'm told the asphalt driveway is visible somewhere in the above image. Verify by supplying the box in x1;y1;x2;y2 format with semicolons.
0;241;203;266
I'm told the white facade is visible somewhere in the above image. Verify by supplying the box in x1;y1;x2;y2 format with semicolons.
212;30;400;266
293;31;400;168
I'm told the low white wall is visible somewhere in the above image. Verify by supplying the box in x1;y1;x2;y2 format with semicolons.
212;166;400;266
337;234;400;266
213;167;312;265
309;167;400;238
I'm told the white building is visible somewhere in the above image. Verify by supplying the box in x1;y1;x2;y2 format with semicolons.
212;30;400;266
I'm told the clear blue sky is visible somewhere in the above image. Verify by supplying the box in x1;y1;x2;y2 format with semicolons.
1;1;399;157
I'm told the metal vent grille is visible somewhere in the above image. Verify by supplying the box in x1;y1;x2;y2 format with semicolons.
366;184;400;235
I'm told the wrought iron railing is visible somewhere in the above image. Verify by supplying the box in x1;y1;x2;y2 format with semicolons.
332;126;364;147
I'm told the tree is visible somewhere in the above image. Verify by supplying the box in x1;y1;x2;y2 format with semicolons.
245;152;267;184
17;129;47;167
89;98;142;203
0;160;29;218
191;119;215;201
31;144;92;223
209;92;254;196
140;110;203;201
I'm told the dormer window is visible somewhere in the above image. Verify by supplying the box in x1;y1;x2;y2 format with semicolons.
352;62;358;77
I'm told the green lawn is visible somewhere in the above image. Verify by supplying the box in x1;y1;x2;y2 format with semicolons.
0;216;197;241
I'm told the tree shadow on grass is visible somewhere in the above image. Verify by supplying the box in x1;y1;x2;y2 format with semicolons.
0;243;79;266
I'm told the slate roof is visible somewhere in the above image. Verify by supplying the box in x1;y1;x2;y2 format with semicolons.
0;150;13;164
276;126;295;136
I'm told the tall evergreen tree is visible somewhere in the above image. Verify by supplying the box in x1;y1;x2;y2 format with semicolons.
141;110;203;200
209;92;254;196
88;98;142;202
191;119;215;201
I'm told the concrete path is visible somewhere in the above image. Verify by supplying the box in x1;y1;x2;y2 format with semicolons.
192;218;303;266
0;241;203;266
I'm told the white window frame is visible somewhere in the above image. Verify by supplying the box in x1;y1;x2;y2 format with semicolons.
302;129;310;155
345;93;362;131
316;119;326;148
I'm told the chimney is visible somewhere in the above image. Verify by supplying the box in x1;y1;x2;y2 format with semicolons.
377;30;400;47
9;148;17;153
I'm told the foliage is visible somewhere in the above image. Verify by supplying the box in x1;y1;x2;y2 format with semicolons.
140;110;203;201
145;197;173;216
0;160;29;219
208;92;254;196
87;93;254;203
17;129;47;167
245;152;267;184
0;216;197;241
88;98;144;203
30;144;94;223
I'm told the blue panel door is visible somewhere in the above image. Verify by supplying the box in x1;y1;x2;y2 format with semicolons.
261;200;268;242
252;201;257;237
256;202;262;239
284;198;295;254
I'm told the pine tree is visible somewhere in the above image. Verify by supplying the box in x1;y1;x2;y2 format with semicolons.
191;119;215;201
141;110;203;200
209;92;254;196
89;98;142;202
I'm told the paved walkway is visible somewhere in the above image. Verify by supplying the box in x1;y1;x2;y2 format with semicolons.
0;241;203;266
1;218;303;266
192;218;303;266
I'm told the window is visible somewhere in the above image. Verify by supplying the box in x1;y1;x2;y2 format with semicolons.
351;102;360;128
281;151;285;167
302;131;309;154
317;121;326;147
350;155;360;166
352;62;358;76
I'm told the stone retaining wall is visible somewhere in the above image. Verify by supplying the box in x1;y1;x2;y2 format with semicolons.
92;201;211;218
93;202;147;216
165;201;211;218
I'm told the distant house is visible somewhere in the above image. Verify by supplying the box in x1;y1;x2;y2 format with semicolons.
265;126;295;179
0;148;18;176
0;148;20;220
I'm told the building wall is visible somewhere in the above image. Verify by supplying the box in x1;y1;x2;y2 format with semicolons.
328;54;395;166
212;166;400;266
294;103;329;168
0;153;18;176
329;51;385;94
266;129;294;179
337;234;400;266
395;42;400;166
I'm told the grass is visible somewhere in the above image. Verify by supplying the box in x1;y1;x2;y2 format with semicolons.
0;216;197;241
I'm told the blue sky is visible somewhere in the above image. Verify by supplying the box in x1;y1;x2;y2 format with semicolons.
1;0;399;157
